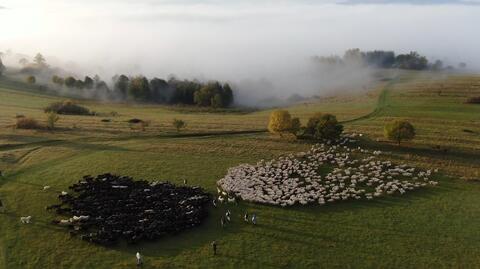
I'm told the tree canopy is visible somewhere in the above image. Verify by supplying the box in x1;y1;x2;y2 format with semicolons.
384;120;416;145
268;110;293;135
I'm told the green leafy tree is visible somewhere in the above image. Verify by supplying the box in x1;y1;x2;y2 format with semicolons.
113;74;130;100
65;76;76;88
74;79;85;89
26;75;36;84
299;113;343;140
149;77;169;103
344;48;365;65
222;83;234;106
211;94;224;108
313;114;343;140
290;117;301;135
84;76;94;89
268;110;293;136
384;120;416;145
46;112;59;130
52;75;64;86
128;76;151;101
172;118;186;132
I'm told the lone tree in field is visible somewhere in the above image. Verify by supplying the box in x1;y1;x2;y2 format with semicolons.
384;120;416;145
46;112;59;130
313;114;343;140
26;75;36;84
299;113;343;140
268;110;293;136
172;118;186;133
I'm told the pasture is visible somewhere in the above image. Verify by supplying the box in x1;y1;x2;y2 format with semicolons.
0;71;480;268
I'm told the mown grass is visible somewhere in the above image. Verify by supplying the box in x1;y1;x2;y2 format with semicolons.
0;70;480;268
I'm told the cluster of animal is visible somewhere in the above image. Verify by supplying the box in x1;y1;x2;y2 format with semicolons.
217;135;438;206
47;173;211;245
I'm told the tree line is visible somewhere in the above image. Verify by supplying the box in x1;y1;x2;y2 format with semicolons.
50;74;234;108
314;49;466;71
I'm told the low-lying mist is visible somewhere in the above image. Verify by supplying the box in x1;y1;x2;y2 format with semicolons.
1;0;479;107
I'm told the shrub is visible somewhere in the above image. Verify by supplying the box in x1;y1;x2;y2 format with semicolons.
290;117;301;135
46;112;59;130
16;117;41;129
44;100;91;115
306;112;324;131
384;120;415;145
299;113;343;140
466;97;480;104
172;118;186;132
268;110;293;136
128;118;144;124
313;114;343;140
26;75;36;84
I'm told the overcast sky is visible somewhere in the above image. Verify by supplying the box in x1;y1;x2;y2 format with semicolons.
0;0;479;80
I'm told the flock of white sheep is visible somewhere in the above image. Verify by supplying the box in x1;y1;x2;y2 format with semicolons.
217;134;438;207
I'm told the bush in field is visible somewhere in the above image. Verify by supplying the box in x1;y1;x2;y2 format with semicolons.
268;110;293;136
44;100;92;115
172;118;186;132
298;113;343;140
384;120;415;145
466;97;480;104
46;112;60;130
64;76;76;88
16;117;41;129
313;114;343;140
52;75;64;86
26;75;36;84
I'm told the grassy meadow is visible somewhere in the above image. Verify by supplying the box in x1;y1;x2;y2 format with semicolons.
0;71;480;268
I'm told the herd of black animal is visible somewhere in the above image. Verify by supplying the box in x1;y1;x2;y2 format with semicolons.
46;173;211;246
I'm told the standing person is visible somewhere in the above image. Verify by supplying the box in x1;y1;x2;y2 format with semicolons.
183;179;187;185
212;199;217;208
211;241;217;256
252;213;257;225
0;198;4;213
244;212;249;223
136;252;142;266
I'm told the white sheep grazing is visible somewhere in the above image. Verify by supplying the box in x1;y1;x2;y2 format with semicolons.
227;197;236;203
43;186;51;191
60;191;68;196
20;216;32;224
218;196;225;203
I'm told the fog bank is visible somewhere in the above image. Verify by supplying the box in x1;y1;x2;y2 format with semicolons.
1;0;479;105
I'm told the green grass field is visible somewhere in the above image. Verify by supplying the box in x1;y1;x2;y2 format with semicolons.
0;71;479;268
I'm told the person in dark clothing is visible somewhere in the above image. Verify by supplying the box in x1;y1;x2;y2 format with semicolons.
211;241;217;255
0;198;4;213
